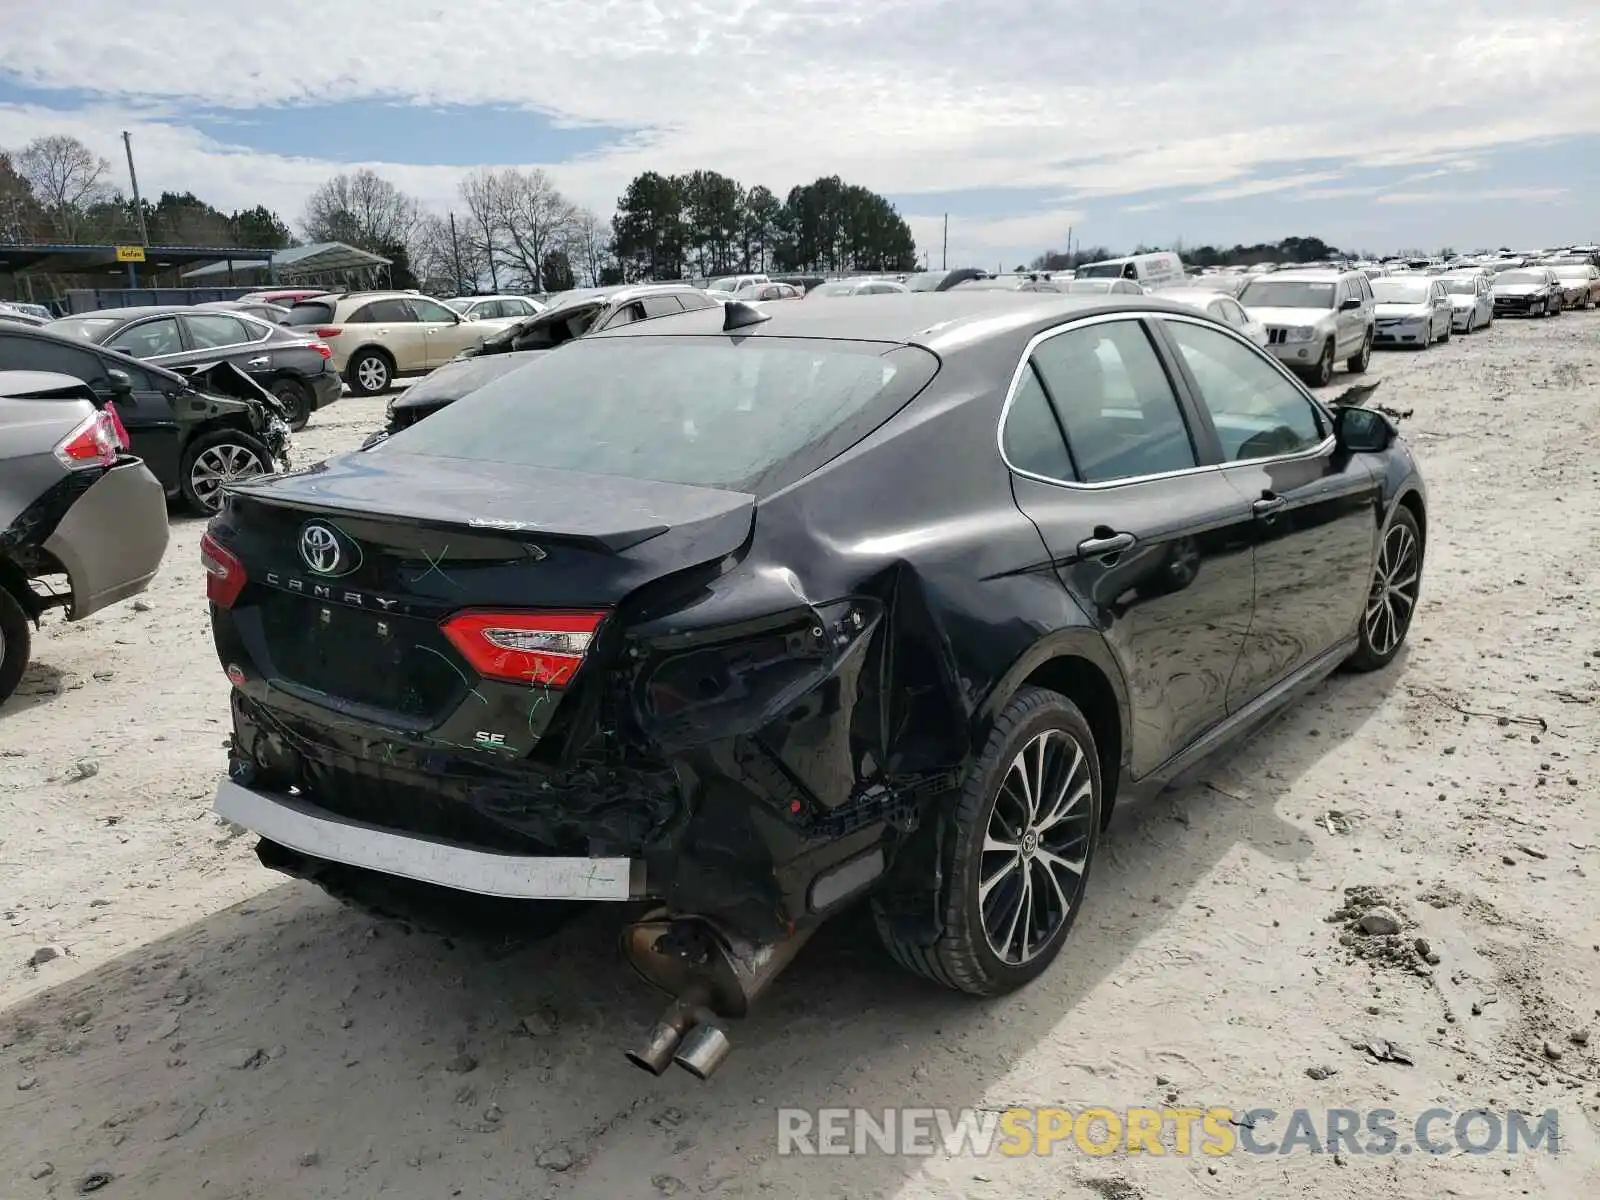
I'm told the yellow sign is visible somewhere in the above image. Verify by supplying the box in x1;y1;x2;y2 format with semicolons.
115;245;146;263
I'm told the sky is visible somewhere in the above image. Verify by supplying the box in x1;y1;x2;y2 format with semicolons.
1;1;1597;269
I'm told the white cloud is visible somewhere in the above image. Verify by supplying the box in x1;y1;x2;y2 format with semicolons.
1376;186;1570;205
1182;171;1345;203
0;1;1597;263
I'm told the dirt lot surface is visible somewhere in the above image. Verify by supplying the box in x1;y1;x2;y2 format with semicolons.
3;314;1599;1199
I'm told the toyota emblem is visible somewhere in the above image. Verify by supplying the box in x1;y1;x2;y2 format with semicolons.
299;522;357;576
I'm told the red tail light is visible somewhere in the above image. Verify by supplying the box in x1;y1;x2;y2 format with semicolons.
200;532;247;608
309;340;333;359
315;326;343;338
440;610;606;686
53;410;121;469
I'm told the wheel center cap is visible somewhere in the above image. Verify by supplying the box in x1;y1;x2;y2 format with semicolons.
1021;830;1039;856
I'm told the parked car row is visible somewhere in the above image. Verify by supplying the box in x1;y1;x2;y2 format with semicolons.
0;322;292;515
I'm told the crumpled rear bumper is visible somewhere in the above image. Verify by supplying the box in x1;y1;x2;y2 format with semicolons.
43;457;168;619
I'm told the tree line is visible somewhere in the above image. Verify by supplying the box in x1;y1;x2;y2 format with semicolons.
2;133;920;295
3;131;1376;297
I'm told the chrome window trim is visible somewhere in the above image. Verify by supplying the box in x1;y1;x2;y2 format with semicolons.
995;309;1333;492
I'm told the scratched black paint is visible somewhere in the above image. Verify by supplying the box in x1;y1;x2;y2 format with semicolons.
208;294;1427;945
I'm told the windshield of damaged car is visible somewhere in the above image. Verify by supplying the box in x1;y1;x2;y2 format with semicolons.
1495;271;1542;285
1372;279;1430;303
1442;279;1479;295
1238;280;1337;309
378;336;934;495
903;271;948;291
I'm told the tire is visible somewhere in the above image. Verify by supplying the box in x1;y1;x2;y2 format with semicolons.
873;686;1102;996
180;428;273;516
1305;340;1335;387
270;379;313;432
346;348;393;397
1346;506;1422;673
0;585;31;706
1346;331;1372;374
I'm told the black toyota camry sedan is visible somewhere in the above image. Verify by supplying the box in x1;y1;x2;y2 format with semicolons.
47;305;340;431
202;292;1425;1079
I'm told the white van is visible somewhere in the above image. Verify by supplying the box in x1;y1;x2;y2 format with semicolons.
1074;252;1186;291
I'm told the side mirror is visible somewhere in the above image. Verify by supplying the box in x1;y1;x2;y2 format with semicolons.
462;310;480;321
1334;405;1395;453
105;368;134;397
1339;297;1362;311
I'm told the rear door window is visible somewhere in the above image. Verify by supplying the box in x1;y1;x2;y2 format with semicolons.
379;336;938;496
1027;320;1198;484
640;296;685;319
0;331;112;387
350;299;415;324
1001;364;1076;480
182;313;253;350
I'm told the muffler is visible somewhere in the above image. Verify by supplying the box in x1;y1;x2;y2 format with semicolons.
621;910;814;1080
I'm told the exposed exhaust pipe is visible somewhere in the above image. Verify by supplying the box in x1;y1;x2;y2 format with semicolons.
621;910;814;1080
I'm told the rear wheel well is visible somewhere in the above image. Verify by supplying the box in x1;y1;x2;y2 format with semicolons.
345;344;394;370
1019;655;1123;825
1397;489;1426;551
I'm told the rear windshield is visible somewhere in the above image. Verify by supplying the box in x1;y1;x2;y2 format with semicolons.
377;336;938;495
285;301;334;326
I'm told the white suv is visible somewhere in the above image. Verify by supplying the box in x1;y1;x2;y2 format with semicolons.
1237;269;1375;387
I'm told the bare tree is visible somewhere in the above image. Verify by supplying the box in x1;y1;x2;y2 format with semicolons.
411;211;487;295
17;135;112;239
492;168;578;292
571;207;611;287
302;168;420;251
458;169;504;291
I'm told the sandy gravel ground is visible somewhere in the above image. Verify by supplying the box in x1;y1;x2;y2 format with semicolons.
2;314;1598;1199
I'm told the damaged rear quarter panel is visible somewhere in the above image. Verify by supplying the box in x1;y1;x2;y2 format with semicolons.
617;345;1116;927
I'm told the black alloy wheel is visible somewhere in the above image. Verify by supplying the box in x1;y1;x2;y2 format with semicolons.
874;686;1101;996
1347;507;1422;672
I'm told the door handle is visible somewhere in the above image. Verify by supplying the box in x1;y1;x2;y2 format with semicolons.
246;356;270;367
1252;493;1287;517
1077;532;1136;559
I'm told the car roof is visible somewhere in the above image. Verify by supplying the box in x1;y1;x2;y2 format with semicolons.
586;292;1222;355
1156;288;1234;304
0;369;97;399
51;305;200;322
1;322;188;383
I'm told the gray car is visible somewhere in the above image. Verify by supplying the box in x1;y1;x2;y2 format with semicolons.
1237;269;1376;387
0;370;169;703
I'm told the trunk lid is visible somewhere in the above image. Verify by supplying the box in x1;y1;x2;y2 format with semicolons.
217;451;754;727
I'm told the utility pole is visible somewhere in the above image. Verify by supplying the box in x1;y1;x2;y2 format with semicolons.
448;211;464;291
122;131;149;245
1066;225;1072;267
942;214;948;270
